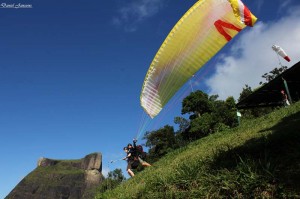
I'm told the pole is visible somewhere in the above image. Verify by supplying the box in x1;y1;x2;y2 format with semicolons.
282;78;292;104
236;110;242;125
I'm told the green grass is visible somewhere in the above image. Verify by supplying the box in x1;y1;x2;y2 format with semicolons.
96;102;300;199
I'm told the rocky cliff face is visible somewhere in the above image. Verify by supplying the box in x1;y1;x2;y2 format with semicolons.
6;153;103;199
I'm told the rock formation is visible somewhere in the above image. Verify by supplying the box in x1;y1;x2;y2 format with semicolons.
6;153;103;199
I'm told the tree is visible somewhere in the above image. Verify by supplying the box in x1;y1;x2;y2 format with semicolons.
238;85;273;118
181;90;212;118
259;66;288;85
190;113;214;136
174;116;190;133
107;169;126;182
97;169;126;193
222;96;238;128
181;91;238;139
144;125;177;162
225;96;236;110
174;116;191;144
238;84;253;102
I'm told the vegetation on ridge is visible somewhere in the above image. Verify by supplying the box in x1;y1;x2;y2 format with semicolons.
96;102;300;198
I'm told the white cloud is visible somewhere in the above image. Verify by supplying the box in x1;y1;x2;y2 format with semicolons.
205;7;300;100
112;0;165;32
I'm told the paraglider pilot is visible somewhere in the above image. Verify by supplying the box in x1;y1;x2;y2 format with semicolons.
281;90;290;107
123;146;136;177
123;139;151;177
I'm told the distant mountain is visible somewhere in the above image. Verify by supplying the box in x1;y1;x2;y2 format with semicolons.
6;153;103;199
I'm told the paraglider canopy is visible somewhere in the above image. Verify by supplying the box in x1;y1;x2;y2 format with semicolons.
140;0;257;118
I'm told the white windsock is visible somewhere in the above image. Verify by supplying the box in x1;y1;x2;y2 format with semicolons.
272;45;291;62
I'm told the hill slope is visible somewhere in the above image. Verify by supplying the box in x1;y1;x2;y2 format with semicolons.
97;102;300;198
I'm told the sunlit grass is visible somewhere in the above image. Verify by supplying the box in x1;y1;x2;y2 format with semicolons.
96;102;300;198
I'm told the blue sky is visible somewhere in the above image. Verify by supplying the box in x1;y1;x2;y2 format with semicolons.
1;0;300;197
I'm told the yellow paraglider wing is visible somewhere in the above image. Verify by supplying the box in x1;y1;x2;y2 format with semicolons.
141;0;257;118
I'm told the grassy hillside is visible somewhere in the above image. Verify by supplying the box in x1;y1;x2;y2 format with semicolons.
96;102;300;198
